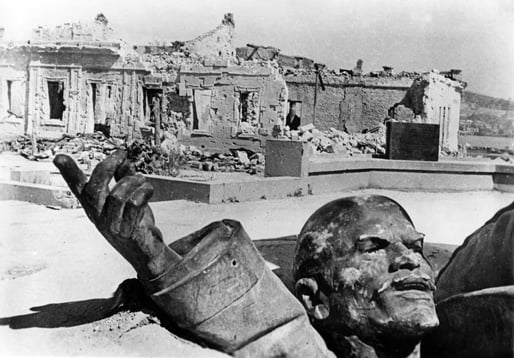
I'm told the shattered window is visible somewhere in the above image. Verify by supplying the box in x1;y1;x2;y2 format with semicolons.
5;80;24;118
47;81;66;120
238;91;259;125
286;101;302;130
240;92;249;122
6;80;12;112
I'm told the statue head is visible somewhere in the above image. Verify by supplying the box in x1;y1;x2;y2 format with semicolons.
293;195;438;355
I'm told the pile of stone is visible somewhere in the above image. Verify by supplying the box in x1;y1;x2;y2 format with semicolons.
126;140;182;177
3;133;122;164
279;123;387;156
127;133;264;176
2;132;264;176
183;147;265;175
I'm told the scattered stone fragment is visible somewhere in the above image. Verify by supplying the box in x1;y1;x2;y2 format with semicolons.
236;151;250;165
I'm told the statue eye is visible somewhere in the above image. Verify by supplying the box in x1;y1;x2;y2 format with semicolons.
409;238;424;253
358;237;389;253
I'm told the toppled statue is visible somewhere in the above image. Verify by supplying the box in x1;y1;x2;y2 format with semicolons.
293;196;438;357
54;150;514;358
54;150;335;357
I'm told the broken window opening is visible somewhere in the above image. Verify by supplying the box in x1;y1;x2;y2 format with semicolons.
438;106;451;145
91;83;97;113
107;85;112;99
6;80;12;112
142;87;148;118
240;92;250;122
238;91;259;125
48;81;66;120
237;91;260;135
193;89;212;132
144;88;162;124
286;100;302;130
192;100;199;130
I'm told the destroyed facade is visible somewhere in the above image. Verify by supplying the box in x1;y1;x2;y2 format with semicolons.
0;13;465;152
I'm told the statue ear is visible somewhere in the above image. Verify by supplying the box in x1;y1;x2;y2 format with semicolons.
295;277;330;321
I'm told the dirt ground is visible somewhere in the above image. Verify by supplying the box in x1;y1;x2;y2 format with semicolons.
1;187;513;356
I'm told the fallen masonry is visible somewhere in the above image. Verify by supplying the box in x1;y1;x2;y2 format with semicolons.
0;13;465;159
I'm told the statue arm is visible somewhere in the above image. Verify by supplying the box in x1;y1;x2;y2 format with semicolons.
54;150;335;358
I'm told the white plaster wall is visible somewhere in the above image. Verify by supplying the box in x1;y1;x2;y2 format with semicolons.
184;22;235;61
422;72;463;151
0;66;27;137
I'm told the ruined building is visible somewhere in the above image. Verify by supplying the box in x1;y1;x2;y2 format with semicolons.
0;14;149;140
0;13;465;152
284;66;465;151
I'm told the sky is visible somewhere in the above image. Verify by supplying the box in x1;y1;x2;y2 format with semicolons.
1;0;513;99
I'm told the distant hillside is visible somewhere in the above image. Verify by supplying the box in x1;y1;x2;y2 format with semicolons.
460;91;514;137
462;91;514;111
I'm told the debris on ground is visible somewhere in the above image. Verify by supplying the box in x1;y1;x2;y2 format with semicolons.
2;132;122;164
1;132;265;177
181;146;264;175
126;140;182;177
275;123;387;157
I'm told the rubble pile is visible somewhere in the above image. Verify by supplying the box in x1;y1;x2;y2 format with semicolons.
1;132;265;177
126;140;183;177
279;123;387;156
2;133;122;164
183;147;264;175
142;50;197;77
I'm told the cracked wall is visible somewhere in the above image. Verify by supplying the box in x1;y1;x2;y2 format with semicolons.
183;13;236;62
286;74;413;132
414;72;464;151
0;13;465;154
174;62;287;149
0;59;26;138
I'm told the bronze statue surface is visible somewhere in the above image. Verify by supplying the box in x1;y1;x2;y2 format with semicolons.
53;150;514;358
293;195;438;357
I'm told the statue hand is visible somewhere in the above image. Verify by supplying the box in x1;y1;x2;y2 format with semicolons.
54;150;180;280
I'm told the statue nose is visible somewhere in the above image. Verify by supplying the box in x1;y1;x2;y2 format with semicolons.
389;248;420;272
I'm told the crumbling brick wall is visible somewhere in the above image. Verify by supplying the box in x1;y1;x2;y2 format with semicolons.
173;62;286;149
163;87;190;130
0;45;151;140
415;72;464;151
0;55;27;138
183;13;235;62
285;74;412;133
31;13;114;44
0;14;154;141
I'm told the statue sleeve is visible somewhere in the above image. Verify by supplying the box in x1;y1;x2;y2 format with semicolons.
143;219;335;358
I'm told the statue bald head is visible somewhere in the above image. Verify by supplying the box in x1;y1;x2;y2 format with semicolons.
293;195;438;354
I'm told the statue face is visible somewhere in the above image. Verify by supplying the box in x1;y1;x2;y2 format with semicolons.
294;195;438;345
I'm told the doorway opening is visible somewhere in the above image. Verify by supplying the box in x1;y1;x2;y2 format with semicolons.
6;80;12;112
48;81;66;120
143;88;162;124
286;100;302;130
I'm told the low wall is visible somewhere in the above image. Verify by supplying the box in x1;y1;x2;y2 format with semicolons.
3;150;514;207
0;180;79;208
138;158;514;204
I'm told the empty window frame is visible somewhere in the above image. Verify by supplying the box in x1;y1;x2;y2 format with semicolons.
47;81;66;120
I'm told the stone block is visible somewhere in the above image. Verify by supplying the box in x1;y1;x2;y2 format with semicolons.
298;123;314;133
386;122;440;161
264;139;310;177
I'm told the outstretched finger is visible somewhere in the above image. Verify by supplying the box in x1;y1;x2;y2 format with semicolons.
115;159;137;182
104;174;146;236
85;149;127;216
119;182;154;239
53;154;88;198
